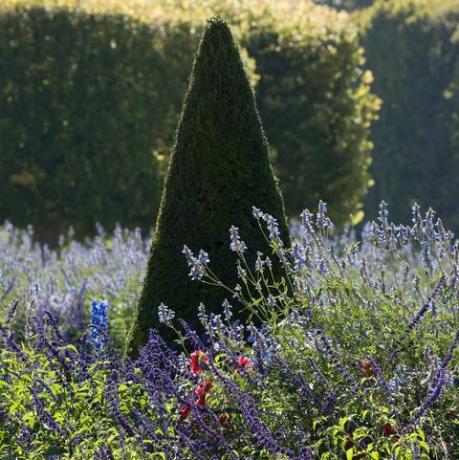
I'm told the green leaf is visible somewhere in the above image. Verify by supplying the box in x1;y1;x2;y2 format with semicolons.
419;441;429;453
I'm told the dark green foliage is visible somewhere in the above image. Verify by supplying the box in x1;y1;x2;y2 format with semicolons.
0;1;378;237
125;18;290;357
0;5;180;240
361;0;459;228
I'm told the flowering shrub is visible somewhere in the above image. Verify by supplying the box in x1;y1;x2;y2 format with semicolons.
0;203;458;458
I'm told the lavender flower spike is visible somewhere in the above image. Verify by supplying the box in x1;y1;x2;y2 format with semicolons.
182;245;210;281
408;275;445;329
229;226;247;253
158;303;175;324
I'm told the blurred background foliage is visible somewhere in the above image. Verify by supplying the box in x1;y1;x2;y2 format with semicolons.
356;0;459;229
0;0;458;241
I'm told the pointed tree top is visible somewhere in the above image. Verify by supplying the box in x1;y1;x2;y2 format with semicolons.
206;16;228;27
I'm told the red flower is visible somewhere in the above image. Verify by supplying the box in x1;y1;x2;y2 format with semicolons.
219;412;230;425
196;394;207;407
382;423;396;436
195;379;213;397
178;404;190;422
360;359;374;377
194;379;213;407
190;350;209;375
236;356;253;371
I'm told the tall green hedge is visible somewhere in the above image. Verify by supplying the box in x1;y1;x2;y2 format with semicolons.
359;0;459;228
0;6;170;240
0;0;379;238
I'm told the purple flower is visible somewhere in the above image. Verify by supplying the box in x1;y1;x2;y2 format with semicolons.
158;303;175;324
182;245;209;281
408;276;445;329
229;226;247;253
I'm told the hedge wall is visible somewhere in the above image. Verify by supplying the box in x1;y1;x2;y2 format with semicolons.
359;0;459;228
0;3;177;240
0;0;379;239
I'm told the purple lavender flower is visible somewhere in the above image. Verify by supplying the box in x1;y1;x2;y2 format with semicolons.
252;206;264;220
260;212;282;245
182;245;209;281
316;200;333;232
291;243;307;271
229;226;247;253
158;303;175;324
408;276;445;329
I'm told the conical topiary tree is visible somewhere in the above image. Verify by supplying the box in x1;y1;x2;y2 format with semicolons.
125;17;290;357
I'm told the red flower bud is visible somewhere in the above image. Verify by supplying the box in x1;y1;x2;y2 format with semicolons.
361;359;374;377
196;394;206;407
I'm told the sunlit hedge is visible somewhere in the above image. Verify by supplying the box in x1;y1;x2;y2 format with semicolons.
0;0;379;238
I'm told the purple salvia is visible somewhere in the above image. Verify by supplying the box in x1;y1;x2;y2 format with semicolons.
366;357;391;394
272;355;321;407
408;275;446;329
29;386;66;437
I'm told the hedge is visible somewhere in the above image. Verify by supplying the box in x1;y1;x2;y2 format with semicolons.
358;0;459;228
126;18;291;355
0;0;379;239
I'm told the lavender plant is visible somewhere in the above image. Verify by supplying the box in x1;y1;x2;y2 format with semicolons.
0;223;148;348
0;203;457;458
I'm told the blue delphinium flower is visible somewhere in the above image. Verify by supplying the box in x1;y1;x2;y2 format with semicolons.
90;300;109;350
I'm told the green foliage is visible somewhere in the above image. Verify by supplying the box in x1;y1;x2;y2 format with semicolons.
359;0;459;229
0;4;175;240
0;0;379;236
246;26;379;225
1;203;458;457
1;208;458;457
0;335;146;458
125;18;290;357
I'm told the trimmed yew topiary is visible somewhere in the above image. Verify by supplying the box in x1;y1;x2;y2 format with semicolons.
125;17;289;356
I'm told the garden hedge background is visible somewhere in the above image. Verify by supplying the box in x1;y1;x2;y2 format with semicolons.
0;0;378;240
357;0;459;228
1;0;458;239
